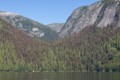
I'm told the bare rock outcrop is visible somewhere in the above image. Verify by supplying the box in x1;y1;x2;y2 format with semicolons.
59;1;120;37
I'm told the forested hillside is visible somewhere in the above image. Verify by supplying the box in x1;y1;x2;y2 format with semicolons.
0;18;49;71
53;25;120;72
0;17;120;72
0;0;120;72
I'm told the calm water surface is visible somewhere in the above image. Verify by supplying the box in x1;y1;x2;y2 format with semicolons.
0;72;120;80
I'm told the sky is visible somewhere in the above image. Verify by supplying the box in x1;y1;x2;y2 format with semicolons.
0;0;98;24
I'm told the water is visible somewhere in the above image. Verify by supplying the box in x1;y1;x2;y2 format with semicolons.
0;72;120;80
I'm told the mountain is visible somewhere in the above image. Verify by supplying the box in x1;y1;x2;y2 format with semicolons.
0;0;120;72
47;23;64;33
0;11;58;41
54;25;120;72
59;0;120;37
1;16;120;72
0;18;48;71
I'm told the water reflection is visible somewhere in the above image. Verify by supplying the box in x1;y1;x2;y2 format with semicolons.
0;72;120;80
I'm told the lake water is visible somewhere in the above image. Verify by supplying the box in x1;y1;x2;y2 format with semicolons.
0;72;120;80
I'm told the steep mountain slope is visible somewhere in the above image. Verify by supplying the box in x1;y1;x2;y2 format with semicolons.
47;23;64;32
0;11;58;41
54;25;120;72
0;17;120;72
0;18;49;71
59;0;120;37
1;0;120;72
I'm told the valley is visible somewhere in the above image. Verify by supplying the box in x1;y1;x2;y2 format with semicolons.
0;0;120;72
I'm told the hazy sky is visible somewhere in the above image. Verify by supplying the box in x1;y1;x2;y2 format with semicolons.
0;0;98;24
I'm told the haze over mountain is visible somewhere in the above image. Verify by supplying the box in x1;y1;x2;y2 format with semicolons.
47;23;64;33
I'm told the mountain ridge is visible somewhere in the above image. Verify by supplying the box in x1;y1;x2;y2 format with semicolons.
0;11;58;41
47;23;64;33
59;0;120;37
0;0;120;72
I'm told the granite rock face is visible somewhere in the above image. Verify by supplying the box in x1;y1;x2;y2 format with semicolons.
59;1;120;37
0;11;58;41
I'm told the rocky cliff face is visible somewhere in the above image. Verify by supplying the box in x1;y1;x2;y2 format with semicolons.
59;0;120;37
0;11;58;41
47;23;64;33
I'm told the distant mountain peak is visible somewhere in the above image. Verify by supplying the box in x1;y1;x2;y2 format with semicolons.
0;11;58;41
0;11;18;16
47;23;64;33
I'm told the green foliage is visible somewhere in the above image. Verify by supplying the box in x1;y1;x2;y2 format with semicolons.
0;41;18;71
101;35;120;72
0;21;3;28
0;18;120;72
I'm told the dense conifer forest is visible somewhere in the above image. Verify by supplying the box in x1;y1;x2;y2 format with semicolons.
0;18;120;72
